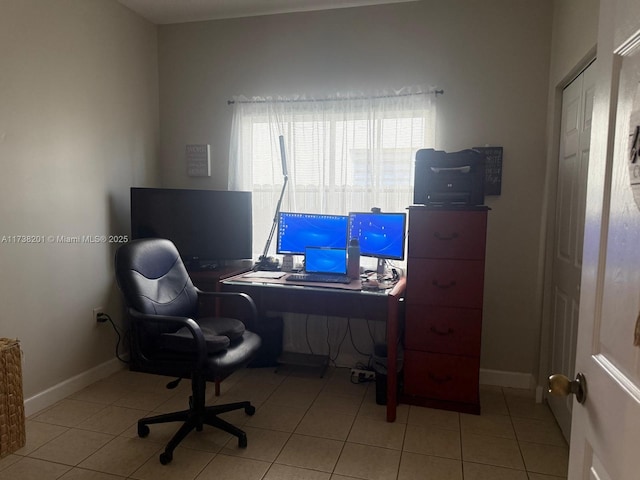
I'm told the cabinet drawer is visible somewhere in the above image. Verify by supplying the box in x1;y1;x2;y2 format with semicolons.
403;351;479;403
406;259;484;308
408;209;487;259
405;305;481;356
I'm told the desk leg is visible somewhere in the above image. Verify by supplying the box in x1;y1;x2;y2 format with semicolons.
386;284;403;422
386;325;397;421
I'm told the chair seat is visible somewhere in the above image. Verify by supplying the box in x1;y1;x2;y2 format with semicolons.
205;330;262;380
141;330;262;382
160;316;246;354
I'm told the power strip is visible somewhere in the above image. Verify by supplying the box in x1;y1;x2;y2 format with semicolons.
351;368;375;381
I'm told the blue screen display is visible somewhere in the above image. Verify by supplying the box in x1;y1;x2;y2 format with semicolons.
276;212;349;255
348;212;407;260
304;247;347;274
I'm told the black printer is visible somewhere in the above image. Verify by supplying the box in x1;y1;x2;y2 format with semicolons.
413;148;485;206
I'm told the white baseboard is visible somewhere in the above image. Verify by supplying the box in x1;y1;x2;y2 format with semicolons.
24;358;126;417
479;368;536;390
23;362;539;417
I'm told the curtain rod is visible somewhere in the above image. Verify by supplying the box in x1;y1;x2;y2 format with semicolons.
227;89;444;105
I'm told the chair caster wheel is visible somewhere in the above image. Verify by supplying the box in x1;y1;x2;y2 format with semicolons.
138;424;150;438
245;405;256;416
160;451;173;465
238;434;248;448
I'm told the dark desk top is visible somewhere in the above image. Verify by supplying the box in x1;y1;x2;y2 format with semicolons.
221;273;405;322
222;271;400;296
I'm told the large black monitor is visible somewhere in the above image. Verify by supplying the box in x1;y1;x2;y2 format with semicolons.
276;212;348;255
130;187;252;267
348;211;407;260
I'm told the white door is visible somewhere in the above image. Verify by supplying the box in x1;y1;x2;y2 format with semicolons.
547;64;595;441
561;1;640;477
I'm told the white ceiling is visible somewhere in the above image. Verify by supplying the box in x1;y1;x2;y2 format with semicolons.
117;0;419;24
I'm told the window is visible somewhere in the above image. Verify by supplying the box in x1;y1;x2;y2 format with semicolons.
229;89;437;259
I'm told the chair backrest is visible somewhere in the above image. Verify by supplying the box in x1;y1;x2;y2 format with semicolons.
115;238;199;320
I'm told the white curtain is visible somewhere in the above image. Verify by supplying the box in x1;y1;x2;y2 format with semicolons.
229;87;437;261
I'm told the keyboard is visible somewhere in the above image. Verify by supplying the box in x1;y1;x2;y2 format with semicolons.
286;273;352;284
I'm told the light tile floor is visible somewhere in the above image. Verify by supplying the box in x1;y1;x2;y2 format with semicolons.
0;366;569;480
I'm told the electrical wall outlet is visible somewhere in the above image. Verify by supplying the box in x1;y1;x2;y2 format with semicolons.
351;368;375;381
93;307;104;323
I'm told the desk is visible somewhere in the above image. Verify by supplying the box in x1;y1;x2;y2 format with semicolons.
220;273;406;422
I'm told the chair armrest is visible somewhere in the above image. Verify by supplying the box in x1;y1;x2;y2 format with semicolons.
194;289;258;326
127;308;207;369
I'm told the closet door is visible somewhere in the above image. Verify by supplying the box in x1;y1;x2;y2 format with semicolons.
546;61;595;441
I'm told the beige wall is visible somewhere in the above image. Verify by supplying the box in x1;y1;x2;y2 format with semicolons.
0;0;158;406
157;0;558;378
549;0;599;86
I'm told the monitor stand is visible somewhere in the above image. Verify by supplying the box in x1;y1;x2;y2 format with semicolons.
377;258;386;276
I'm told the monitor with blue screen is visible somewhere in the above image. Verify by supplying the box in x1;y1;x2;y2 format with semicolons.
276;212;349;255
348;211;407;260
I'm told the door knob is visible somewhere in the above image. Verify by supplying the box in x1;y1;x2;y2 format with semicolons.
548;372;587;404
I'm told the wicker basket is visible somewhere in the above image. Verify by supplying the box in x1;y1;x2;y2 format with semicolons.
0;338;26;457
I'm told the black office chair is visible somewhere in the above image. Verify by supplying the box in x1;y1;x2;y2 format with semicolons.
114;238;261;465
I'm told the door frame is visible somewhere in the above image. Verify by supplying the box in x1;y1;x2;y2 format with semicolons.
537;48;597;412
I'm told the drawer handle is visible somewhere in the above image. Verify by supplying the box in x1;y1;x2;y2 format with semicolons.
433;232;459;241
432;280;457;289
428;372;453;384
430;326;454;336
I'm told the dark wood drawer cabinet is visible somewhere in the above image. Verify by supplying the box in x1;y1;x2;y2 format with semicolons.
407;209;487;259
405;259;485;308
402;206;488;414
404;305;481;356
403;351;480;403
